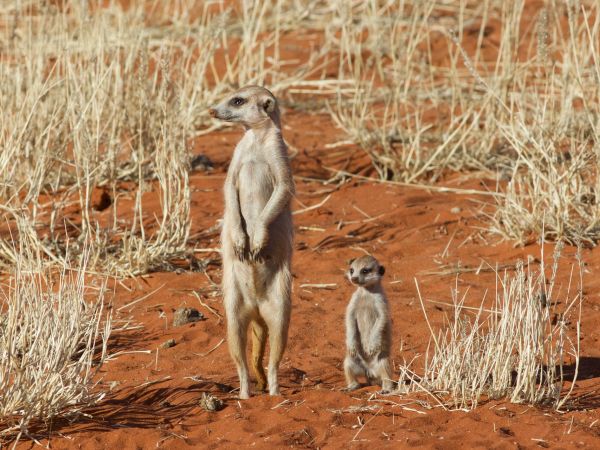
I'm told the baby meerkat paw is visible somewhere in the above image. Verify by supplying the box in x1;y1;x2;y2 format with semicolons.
380;380;395;394
344;383;360;392
367;343;382;357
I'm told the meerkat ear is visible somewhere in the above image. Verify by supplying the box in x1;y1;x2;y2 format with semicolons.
262;97;275;114
379;265;385;276
348;258;355;266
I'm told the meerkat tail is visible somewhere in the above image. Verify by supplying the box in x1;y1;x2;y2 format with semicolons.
251;319;268;392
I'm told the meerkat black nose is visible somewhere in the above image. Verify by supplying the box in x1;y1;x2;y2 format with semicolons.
351;276;359;283
208;108;217;118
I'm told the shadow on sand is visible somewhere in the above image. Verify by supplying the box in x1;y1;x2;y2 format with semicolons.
9;379;236;448
561;357;600;410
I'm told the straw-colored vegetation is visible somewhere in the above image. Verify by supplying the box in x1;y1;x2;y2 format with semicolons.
0;0;591;443
327;0;600;245
0;0;326;275
2;1;599;269
0;235;110;441
404;244;582;410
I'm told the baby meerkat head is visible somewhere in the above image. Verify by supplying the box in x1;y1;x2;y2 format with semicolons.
208;85;280;128
347;255;385;288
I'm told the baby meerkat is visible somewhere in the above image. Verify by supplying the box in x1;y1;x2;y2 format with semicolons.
209;86;294;399
344;255;394;393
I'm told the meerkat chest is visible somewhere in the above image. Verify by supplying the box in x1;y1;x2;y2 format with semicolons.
355;300;380;332
238;155;274;192
355;294;386;334
236;152;275;223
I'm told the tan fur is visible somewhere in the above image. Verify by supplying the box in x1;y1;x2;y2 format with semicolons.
344;256;395;393
210;86;294;399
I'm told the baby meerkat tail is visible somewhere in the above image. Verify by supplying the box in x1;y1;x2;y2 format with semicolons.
251;319;268;392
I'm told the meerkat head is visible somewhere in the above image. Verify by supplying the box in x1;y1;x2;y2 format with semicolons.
208;85;281;129
347;255;385;288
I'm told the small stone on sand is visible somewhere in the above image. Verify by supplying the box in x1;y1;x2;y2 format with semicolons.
199;392;224;412
160;338;176;349
173;307;204;327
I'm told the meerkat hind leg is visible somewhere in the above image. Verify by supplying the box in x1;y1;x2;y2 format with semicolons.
251;319;268;392
372;357;395;393
264;310;289;396
227;316;251;399
263;270;291;396
344;355;365;391
225;282;251;399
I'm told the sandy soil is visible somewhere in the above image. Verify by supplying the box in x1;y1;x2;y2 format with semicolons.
11;108;600;450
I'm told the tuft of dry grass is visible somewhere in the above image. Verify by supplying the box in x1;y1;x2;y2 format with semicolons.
486;1;600;245
0;231;111;443
400;244;583;410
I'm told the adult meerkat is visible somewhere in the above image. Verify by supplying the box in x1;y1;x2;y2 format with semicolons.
209;86;293;399
344;255;394;393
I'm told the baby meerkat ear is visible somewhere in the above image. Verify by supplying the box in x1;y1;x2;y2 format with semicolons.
348;258;355;266
378;265;385;276
262;97;275;113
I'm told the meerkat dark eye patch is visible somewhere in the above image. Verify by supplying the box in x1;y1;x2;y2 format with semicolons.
229;97;246;107
361;268;370;275
349;268;354;275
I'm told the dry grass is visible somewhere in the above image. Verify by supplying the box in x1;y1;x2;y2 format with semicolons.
0;0;342;275
401;244;583;410
1;0;597;266
0;1;200;274
0;232;111;443
325;1;600;244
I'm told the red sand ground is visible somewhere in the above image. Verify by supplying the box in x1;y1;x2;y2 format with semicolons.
15;110;600;449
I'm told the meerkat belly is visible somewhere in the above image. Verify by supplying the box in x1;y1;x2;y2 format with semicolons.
238;161;274;231
356;305;378;353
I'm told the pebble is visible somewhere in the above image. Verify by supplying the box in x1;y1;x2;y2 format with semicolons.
160;338;176;349
173;307;204;327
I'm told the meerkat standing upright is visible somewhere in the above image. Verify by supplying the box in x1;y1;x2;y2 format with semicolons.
209;86;294;399
344;255;394;393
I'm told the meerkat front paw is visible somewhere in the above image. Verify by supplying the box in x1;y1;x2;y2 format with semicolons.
232;230;247;260
249;226;268;261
